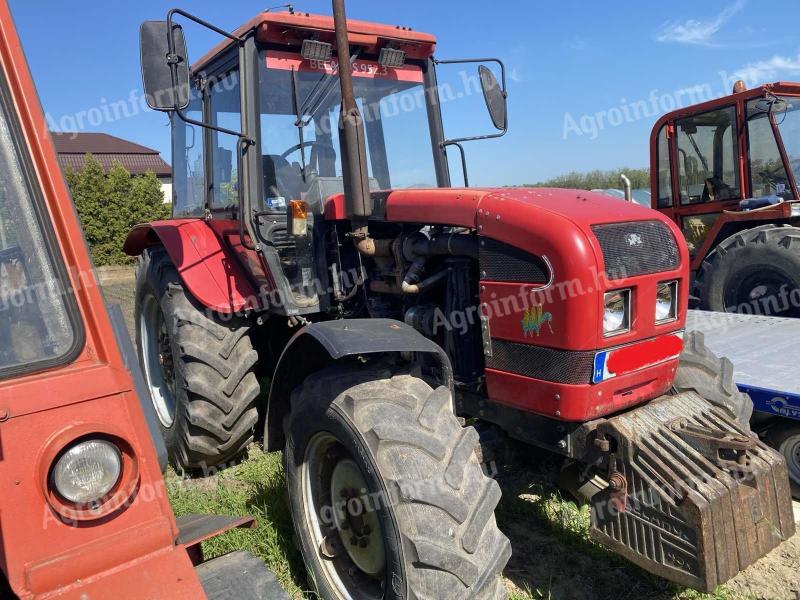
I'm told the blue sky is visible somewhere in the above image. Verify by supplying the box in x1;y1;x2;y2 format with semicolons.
9;0;800;186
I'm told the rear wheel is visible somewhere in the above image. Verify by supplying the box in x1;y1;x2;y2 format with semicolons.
767;424;800;499
135;247;260;472
673;330;753;430
283;363;510;599
694;225;800;317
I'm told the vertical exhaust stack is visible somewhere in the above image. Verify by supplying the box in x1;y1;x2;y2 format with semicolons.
332;0;373;238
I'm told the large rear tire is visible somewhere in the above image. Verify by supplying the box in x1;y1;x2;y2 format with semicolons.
283;363;510;599
135;247;260;472
673;330;753;429
694;224;800;317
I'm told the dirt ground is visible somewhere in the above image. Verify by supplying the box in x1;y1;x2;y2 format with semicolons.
100;267;800;600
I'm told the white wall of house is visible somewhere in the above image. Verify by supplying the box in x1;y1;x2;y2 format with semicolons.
158;176;173;204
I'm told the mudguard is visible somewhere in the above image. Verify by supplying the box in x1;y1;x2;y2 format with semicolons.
263;318;453;451
123;220;258;314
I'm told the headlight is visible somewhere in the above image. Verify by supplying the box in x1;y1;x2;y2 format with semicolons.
51;439;122;504
603;289;630;336
655;281;678;323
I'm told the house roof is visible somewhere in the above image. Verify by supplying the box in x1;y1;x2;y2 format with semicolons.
50;132;171;177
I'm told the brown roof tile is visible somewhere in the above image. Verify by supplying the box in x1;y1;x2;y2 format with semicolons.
50;132;170;177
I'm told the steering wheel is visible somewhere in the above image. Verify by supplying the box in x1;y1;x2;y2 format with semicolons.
280;140;319;161
759;164;790;192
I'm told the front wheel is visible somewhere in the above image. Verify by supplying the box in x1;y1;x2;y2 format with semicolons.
283;363;510;599
673;330;753;430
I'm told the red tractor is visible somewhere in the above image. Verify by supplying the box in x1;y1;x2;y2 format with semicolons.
650;81;800;316
0;2;286;598
126;3;796;597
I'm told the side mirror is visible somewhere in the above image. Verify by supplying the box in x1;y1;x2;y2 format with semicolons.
479;65;506;131
140;20;190;112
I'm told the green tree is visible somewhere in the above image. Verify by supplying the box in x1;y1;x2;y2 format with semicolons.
66;153;170;265
524;167;651;190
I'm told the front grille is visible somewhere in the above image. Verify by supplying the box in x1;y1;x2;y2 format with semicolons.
591;221;679;279
479;238;550;283
486;339;595;384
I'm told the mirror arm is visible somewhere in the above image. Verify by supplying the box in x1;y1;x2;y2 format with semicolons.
434;57;508;131
435;57;508;168
441;141;470;188
173;107;254;144
167;8;244;45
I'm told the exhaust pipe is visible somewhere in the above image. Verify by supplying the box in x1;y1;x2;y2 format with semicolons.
620;173;632;202
332;0;373;239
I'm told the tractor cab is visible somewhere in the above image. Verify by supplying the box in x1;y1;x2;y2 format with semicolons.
651;82;800;265
152;10;507;317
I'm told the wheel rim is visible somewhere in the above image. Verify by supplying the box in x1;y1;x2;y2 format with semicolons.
303;432;386;599
779;433;800;486
724;268;800;317
139;295;177;428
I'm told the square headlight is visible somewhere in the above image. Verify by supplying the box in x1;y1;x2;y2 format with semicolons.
603;289;630;336
655;280;678;324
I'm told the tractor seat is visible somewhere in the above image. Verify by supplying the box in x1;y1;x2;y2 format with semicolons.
262;155;305;206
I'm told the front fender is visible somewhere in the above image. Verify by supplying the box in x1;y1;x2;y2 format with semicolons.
263;319;453;451
124;220;258;314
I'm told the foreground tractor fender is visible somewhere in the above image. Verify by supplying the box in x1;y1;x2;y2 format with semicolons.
263;319;454;451
124;220;258;314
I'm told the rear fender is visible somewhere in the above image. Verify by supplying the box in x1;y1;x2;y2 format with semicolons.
263;319;453;451
123;220;259;314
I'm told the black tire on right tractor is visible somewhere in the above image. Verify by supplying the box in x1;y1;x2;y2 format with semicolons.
694;224;800;317
673;330;753;430
135;246;260;472
283;363;510;600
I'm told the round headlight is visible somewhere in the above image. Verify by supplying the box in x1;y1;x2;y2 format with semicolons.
655;281;677;322
52;439;122;504
603;290;629;334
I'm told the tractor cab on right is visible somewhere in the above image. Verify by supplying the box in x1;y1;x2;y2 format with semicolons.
650;82;800;316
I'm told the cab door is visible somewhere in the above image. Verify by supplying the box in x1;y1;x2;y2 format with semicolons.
655;104;744;259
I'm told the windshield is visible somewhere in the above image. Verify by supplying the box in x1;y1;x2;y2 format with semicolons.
258;49;438;210
771;96;800;194
746;96;800;199
0;83;78;375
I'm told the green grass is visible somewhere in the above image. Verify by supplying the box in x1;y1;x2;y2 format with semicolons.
167;446;748;600
167;448;308;598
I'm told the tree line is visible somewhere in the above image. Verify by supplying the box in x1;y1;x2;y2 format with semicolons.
524;167;650;190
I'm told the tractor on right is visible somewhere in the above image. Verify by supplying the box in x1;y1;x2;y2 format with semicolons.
650;82;800;497
650;81;800;317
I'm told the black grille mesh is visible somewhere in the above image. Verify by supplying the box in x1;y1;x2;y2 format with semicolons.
486;339;595;384
591;221;679;279
479;238;550;283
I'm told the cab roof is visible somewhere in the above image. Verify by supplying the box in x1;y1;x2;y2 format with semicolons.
193;11;437;73
652;81;800;131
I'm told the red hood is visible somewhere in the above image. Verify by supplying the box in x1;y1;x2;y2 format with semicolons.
381;186;663;229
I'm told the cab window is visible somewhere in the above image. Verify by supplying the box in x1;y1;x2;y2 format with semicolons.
656;124;673;207
208;70;241;209
0;80;79;375
676;106;740;205
747;95;800;199
171;86;206;216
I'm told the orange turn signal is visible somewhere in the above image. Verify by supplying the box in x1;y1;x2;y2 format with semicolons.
289;200;308;220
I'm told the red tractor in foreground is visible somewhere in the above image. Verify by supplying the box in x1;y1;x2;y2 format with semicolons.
0;2;286;598
127;3;795;597
650;81;800;317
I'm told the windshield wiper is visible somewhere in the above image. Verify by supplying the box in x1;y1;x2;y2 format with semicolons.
290;66;308;178
294;49;360;129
